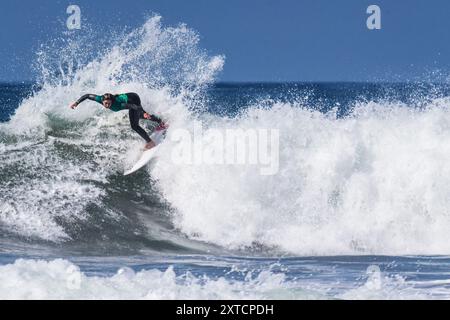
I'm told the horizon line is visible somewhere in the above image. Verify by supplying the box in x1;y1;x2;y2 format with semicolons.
1;80;449;85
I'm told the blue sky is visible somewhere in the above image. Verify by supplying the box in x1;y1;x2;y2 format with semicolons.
1;0;450;82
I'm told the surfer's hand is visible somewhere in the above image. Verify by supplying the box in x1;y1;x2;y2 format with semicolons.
70;102;78;109
143;112;150;119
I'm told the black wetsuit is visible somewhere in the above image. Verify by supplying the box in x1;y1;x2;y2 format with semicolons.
75;92;162;143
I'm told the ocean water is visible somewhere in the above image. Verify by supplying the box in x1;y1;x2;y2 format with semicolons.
2;15;450;300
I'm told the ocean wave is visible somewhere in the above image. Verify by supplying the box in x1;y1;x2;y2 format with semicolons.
0;258;439;299
2;14;450;257
0;259;300;299
153;97;450;255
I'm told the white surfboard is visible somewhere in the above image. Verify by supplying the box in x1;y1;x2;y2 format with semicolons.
124;129;166;175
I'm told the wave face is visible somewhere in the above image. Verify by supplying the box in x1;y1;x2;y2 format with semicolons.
2;15;450;257
0;15;224;255
154;94;450;256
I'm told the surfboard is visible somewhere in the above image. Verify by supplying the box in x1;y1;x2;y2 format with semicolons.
124;129;166;175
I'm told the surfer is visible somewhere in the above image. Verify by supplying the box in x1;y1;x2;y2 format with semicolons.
70;92;167;149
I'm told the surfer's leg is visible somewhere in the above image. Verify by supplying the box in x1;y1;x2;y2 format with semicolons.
129;109;152;143
128;92;167;134
126;92;141;106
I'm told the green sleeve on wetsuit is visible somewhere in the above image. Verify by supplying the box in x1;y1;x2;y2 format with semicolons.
109;94;129;112
94;95;102;103
116;94;128;106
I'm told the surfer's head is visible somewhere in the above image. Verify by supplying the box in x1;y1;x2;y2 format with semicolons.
102;93;114;108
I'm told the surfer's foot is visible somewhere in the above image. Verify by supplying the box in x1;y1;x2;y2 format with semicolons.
155;122;168;132
144;141;156;150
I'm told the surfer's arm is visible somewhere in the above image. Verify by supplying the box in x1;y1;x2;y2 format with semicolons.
70;94;102;109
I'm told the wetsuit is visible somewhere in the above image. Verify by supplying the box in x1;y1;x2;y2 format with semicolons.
76;92;163;143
